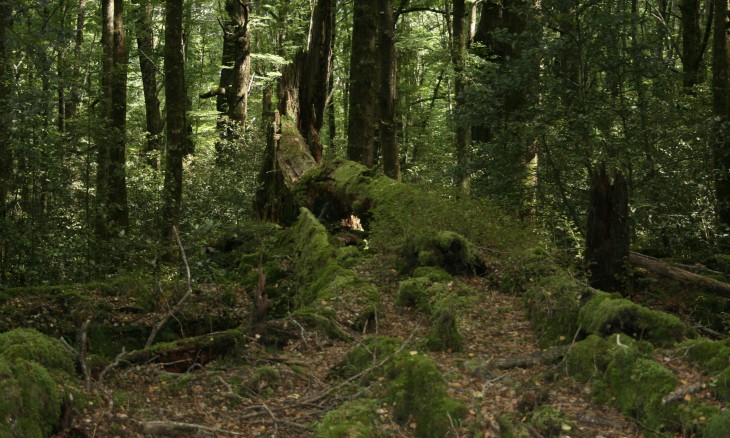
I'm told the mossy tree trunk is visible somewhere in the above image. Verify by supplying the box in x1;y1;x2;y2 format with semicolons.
585;164;630;293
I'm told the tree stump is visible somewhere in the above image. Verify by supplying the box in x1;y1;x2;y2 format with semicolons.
585;163;630;293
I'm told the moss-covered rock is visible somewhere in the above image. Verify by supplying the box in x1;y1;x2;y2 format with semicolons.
579;293;687;346
703;410;730;438
0;356;62;437
412;266;452;282
386;353;467;437
411;231;485;275
0;328;74;373
395;277;432;312
315;399;382;437
330;336;402;380
564;335;613;382
425;297;464;352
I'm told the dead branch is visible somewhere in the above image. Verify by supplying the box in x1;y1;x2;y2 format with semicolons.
251;251;270;330
139;420;244;436
78;318;92;391
146;226;195;348
199;87;226;99
490;345;570;369
661;382;706;405
630;251;730;298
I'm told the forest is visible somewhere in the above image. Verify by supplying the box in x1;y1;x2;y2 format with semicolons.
1;0;730;436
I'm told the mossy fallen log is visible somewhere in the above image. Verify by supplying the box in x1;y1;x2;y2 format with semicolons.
630;252;730;298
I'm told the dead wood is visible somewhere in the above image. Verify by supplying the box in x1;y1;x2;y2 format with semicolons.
661;382;706;405
139;420;244;436
490;345;570;369
629;251;730;298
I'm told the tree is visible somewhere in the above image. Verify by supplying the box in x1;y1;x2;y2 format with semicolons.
0;0;11;282
136;0;163;168
713;0;730;233
378;0;399;180
162;0;188;240
451;0;470;193
347;0;379;167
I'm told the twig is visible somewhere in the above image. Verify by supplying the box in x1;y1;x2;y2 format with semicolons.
78;318;92;391
288;317;311;350
98;347;127;385
262;403;279;437
146;226;195;348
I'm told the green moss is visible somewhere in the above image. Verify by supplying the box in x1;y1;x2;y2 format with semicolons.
676;401;719;436
0;328;74;373
314;399;381;438
245;366;281;396
680;338;730;373
386;354;467;437
0;356;61;438
396;277;432;311
335;246;361;267
425;296;464;352
501;247;562;294
565;335;613;382
579;295;686;346
703;410;730;438
330;336;402;380
412;231;484;275
291;308;351;341
524;273;583;347
714;366;730;401
412;266;452;282
529;405;570;436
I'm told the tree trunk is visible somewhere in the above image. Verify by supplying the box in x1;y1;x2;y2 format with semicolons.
585;164;630;293
713;0;730;233
0;0;11;282
347;0;379;167
66;0;86;120
136;0;163;169
452;0;471;194
629;252;730;298
378;0;399;180
108;0;129;231
213;0;251;164
680;0;702;88
162;0;187;240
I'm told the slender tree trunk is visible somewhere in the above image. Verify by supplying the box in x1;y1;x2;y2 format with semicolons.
681;0;702;88
0;0;12;282
108;0;129;231
95;0;114;238
347;0;379;167
66;0;86;120
452;0;471;194
162;0;187;240
713;0;730;232
378;0;399;180
136;0;163;169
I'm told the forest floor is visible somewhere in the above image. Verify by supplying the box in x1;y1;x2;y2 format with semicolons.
54;251;704;438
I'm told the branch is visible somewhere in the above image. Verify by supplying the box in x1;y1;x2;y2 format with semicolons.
139;420;245;436
146;226;195;348
78;318;92;391
199;87;226;99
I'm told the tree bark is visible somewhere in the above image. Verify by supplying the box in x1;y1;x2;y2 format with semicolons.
680;0;702;88
215;0;251;164
0;0;11;282
347;0;379;167
66;0;86;120
629;252;730;298
108;0;129;231
136;0;163;169
162;0;187;240
378;0;399;180
585;164;630;293
713;0;730;233
452;0;471;194
95;0;114;238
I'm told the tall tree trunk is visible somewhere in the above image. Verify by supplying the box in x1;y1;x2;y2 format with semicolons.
347;0;379;167
136;0;163;169
680;0;702;88
0;0;12;282
66;0;86;120
95;0;114;238
713;0;730;232
212;0;251;164
378;0;399;180
162;0;187;240
108;0;129;231
452;0;471;194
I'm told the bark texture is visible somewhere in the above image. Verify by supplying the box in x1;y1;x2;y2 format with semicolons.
452;0;471;193
136;0;163;168
378;0;399;180
713;0;730;232
162;0;187;239
347;0;379;167
0;0;11;281
585;165;630;293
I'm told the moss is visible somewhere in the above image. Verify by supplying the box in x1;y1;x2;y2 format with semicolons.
579;294;686;346
386;353;467;437
680;338;730;373
412;231;485;275
529;405;570;436
0;328;74;373
245;366;281;396
412;266;452;282
703;410;730;438
604;351;676;429
396;277;432;311
290;308;351;341
0;356;62;438
335;246;361;267
330;336;402;380
524;273;583;347
564;335;613;382
425;296;464;352
676;401;719;436
314;399;382;438
714;366;730;402
501;247;562;294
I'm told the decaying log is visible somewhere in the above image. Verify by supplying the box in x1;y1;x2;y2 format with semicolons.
490;345;570;369
629;251;730;298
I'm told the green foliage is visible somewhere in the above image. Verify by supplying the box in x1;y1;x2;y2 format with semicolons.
0;328;74;373
411;266;452;282
315;399;382;438
704;411;730;438
330;336;402;381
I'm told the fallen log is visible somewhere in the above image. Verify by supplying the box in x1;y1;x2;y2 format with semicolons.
629;251;730;298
